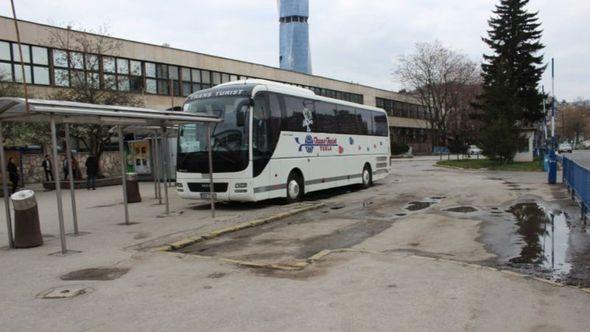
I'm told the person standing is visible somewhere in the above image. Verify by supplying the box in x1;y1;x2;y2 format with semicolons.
72;156;81;180
85;155;98;190
62;156;69;181
41;154;54;182
7;157;19;194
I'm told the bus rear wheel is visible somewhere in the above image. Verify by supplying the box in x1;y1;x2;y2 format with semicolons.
286;172;303;203
361;164;372;188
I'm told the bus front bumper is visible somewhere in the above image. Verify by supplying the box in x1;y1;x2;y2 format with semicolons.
175;178;256;202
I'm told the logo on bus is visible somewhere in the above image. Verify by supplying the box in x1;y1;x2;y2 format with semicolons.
302;107;313;132
295;135;338;153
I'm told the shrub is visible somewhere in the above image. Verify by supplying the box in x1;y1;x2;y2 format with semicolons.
391;142;410;155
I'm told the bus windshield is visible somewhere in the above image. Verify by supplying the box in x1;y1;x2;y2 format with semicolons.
178;96;250;173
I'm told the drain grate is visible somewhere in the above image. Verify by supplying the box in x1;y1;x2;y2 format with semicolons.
38;285;93;299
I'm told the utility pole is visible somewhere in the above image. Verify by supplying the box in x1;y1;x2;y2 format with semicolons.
542;85;547;141
551;58;556;145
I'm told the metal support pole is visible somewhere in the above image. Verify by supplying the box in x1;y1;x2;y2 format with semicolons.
117;126;129;225
0;122;14;248
64;124;79;235
155;135;162;204
207;123;215;218
151;137;158;199
50;115;67;254
161;127;170;215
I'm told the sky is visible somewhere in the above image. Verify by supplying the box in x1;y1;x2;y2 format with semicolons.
0;0;588;101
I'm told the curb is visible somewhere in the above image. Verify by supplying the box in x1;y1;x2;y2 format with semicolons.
153;202;325;252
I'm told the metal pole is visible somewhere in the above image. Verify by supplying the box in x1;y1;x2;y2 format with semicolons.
161;127;170;215
50;115;67;254
542;86;548;141
551;58;556;141
9;0;30;114
117;126;129;225
0;122;14;248
207;123;215;218
155;134;162;204
64;124;79;235
151;137;158;199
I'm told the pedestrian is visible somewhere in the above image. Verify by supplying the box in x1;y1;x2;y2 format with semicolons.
41;154;54;182
85;155;98;190
62;156;69;181
7;156;19;194
71;156;81;180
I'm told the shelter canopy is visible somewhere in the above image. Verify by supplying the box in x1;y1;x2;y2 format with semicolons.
0;98;221;126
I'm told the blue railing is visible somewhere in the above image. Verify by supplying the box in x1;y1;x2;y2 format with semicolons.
562;156;590;217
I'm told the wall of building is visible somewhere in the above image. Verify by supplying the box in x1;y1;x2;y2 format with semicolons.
4;151;121;184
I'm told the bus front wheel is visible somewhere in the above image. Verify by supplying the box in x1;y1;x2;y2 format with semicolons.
362;164;373;188
286;172;303;203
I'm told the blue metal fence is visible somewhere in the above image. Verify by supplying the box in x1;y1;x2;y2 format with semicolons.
562;156;590;218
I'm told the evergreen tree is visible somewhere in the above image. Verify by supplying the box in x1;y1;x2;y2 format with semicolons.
479;0;545;161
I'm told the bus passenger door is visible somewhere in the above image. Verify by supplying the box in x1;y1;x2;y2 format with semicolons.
252;93;272;200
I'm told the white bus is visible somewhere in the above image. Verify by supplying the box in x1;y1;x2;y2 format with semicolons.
176;80;391;202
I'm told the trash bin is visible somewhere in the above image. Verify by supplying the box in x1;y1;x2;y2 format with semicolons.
11;190;43;248
548;149;557;184
126;172;141;203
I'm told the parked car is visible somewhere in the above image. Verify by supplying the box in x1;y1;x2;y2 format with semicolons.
558;142;573;153
467;145;483;156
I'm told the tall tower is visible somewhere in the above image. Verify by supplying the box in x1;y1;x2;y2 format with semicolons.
278;0;312;74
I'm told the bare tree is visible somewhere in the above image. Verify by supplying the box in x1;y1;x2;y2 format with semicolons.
395;41;481;147
557;99;590;147
446;83;484;153
45;24;143;176
0;76;49;147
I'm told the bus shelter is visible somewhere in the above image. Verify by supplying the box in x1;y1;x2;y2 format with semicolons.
0;97;220;255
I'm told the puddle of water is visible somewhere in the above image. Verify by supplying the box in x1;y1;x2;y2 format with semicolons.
207;272;226;279
61;268;130;281
506;203;572;277
445;206;478;213
405;201;432;211
330;204;345;210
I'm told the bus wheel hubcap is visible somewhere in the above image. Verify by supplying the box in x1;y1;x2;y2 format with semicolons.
288;180;299;198
363;170;369;184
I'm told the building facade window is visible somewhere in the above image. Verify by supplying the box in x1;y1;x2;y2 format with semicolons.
0;39;372;107
376;97;427;120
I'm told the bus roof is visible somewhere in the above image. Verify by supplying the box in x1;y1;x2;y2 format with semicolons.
215;79;387;114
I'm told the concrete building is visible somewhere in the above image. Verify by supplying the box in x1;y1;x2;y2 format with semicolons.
279;0;312;74
0;16;431;153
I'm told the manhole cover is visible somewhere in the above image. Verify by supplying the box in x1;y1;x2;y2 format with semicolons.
61;267;129;281
38;285;93;299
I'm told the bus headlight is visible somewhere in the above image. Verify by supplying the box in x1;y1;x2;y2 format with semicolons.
235;183;248;189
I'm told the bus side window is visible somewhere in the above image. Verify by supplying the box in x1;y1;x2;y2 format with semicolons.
374;112;389;137
356;108;373;135
314;101;338;134
283;96;305;132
